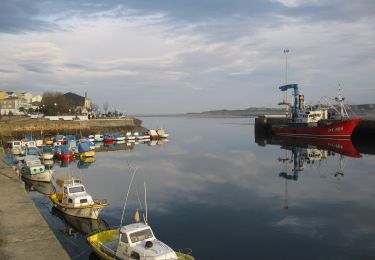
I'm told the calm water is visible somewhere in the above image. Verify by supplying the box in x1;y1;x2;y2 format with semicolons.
25;117;375;260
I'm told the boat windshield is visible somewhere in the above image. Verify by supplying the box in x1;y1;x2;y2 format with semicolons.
129;228;154;243
69;186;85;193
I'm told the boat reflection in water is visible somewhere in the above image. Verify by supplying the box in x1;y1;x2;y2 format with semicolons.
77;157;96;169
23;177;56;195
261;136;361;210
41;159;55;169
51;207;109;237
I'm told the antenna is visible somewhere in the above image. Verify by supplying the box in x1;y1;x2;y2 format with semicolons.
144;181;148;224
120;166;138;227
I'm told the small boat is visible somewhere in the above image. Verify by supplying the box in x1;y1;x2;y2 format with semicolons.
49;178;109;219
271;84;362;139
157;128;169;138
113;132;126;141
76;142;96;158
54;134;66;145
20;156;52;182
26;146;39;156
87;222;193;260
44;134;54;145
125;132;135;141
88;135;96;142
94;134;104;142
39;146;54;160
148;130;159;140
6;141;25;155
104;133;114;143
134;132;149;140
55;145;74;161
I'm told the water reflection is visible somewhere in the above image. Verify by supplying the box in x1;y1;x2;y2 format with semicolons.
270;137;362;210
23;177;56;195
8;117;375;259
51;207;109;236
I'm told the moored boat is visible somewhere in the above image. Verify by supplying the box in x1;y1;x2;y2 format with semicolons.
94;134;104;142
157;128;169;138
49;178;108;219
76;142;96;158
20;155;52;182
271;84;362;140
125;132;135;141
114;132;126;141
39;146;54;160
55;145;74;161
87;222;194;260
148;130;159;140
104;133;114;143
6;141;24;155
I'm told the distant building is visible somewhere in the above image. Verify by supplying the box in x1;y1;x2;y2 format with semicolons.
31;95;42;103
0;97;24;115
63;92;92;114
0;91;7;100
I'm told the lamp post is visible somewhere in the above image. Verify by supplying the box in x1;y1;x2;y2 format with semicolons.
283;49;289;117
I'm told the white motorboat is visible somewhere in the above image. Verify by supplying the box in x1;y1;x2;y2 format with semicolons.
49;178;109;219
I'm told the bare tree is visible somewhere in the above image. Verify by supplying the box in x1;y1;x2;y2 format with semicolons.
92;103;100;114
103;101;109;114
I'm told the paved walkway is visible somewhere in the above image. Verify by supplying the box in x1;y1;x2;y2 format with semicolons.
0;155;70;260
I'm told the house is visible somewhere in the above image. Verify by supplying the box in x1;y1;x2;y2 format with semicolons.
63;92;92;114
0;97;25;115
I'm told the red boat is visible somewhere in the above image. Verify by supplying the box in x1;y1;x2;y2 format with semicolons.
55;145;74;161
272;84;362;140
272;118;362;140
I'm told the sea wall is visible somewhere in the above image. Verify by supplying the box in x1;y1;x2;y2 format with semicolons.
0;117;147;138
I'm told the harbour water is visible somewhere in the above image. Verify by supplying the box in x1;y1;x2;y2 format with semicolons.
25;117;375;259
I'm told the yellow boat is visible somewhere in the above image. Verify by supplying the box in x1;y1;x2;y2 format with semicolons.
87;223;194;260
79;150;96;158
50;178;108;219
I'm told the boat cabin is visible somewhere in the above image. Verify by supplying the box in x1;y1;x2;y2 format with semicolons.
114;223;178;259
62;178;94;207
295;108;328;124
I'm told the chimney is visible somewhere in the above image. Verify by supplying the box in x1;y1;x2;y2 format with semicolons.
85;92;87;99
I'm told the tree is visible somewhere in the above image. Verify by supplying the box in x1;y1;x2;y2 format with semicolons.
103;101;109;114
40;92;70;116
92;103;100;114
19;107;26;114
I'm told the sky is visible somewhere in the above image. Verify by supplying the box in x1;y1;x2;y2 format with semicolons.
0;0;374;114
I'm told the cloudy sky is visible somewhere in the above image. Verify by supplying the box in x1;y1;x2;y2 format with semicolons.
1;0;374;114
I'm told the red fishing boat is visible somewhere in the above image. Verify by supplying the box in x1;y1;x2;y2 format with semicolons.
272;84;362;140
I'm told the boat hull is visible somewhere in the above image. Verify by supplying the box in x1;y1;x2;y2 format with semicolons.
41;153;54;160
272;118;362;139
49;193;108;219
22;170;52;183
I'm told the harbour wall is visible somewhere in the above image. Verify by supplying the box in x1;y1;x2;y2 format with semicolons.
0;117;148;139
0;155;70;259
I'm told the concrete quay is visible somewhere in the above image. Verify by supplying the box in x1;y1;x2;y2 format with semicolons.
0;156;70;260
